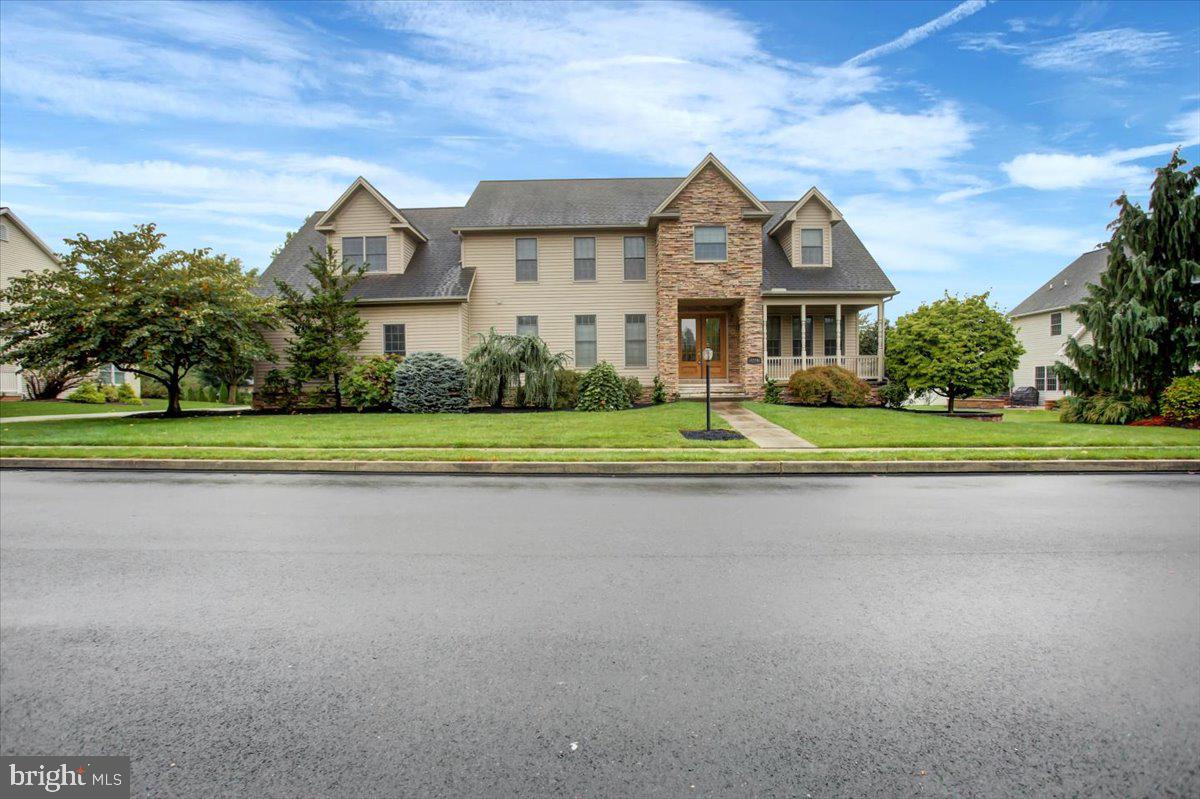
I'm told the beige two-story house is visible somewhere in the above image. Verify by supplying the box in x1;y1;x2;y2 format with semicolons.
1008;247;1107;401
255;154;897;400
0;207;62;398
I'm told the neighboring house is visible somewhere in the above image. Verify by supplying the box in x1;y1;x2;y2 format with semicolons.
255;154;897;399
1008;247;1107;401
0;207;61;399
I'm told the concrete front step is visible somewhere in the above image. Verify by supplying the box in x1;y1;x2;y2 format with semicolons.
678;384;756;402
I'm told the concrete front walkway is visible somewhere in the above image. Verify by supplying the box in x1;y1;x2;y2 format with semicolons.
0;406;250;424
714;402;816;448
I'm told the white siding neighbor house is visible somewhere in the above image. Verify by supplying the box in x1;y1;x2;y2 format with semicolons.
1008;248;1107;402
0;208;61;398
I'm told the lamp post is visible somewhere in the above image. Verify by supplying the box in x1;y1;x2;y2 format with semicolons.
702;346;714;431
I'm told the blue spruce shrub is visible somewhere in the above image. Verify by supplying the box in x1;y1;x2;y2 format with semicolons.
392;352;469;413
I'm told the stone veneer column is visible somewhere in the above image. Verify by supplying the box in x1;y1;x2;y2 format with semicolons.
654;164;765;399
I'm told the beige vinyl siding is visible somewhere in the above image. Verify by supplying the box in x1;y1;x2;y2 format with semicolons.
462;230;658;380
791;199;832;267
1012;309;1089;399
777;221;793;263
326;186;410;274
1;216;60;396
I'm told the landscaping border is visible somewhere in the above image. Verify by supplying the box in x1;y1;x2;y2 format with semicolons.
1;457;1195;476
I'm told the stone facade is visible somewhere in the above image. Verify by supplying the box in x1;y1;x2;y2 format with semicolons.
654;164;765;398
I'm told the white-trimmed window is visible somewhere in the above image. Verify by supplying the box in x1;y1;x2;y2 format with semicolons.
625;314;647;367
342;236;387;272
383;323;406;356
1050;312;1062;336
694;226;727;261
96;364;125;385
516;315;539;337
800;228;823;265
573;237;596;281
624;236;646;280
1035;366;1060;392
516;238;538;282
0;222;8;242
575;314;597;368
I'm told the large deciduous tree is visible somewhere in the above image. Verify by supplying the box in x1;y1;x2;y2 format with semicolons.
887;293;1023;413
275;245;367;411
1;224;274;416
1058;149;1200;402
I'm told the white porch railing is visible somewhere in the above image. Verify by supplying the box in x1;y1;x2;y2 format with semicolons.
765;355;883;381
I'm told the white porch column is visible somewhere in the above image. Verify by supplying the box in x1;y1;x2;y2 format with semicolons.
835;303;843;364
877;300;886;377
799;303;807;370
762;301;768;376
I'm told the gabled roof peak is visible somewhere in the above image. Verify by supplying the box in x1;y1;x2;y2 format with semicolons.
650;153;770;217
315;177;428;242
766;187;843;237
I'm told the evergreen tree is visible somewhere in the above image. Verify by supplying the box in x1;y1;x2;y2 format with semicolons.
1058;150;1200;401
275;245;367;411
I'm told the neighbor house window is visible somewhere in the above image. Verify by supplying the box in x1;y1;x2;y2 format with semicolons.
516;315;539;337
96;364;125;385
694;226;727;261
1035;366;1060;392
575;315;597;368
383;323;406;356
1050;312;1062;336
0;222;7;242
342;236;387;272
625;314;647;367
516;238;538;281
800;228;823;265
573;237;596;281
767;315;781;358
624;236;646;280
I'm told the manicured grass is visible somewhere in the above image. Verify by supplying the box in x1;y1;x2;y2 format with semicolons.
744;403;1200;448
0;399;231;418
2;445;1195;462
0;403;750;449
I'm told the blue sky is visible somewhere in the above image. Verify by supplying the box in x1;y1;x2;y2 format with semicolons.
1;0;1197;314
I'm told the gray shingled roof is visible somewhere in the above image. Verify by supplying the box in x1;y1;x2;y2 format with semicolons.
453;177;682;229
257;207;474;302
1008;248;1107;318
760;201;895;294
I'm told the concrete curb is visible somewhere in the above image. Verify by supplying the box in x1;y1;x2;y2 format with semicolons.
1;457;1196;476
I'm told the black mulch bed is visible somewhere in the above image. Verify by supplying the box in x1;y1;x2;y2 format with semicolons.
679;429;746;441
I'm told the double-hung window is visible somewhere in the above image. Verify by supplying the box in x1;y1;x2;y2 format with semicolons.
623;236;646;280
767;316;781;358
516;315;539;337
573;237;596;281
694;226;727;261
575;315;597;368
624;314;647;367
1050;312;1062;336
97;364;125;385
383;324;406;356
800;229;823;265
516;238;538;282
1035;366;1060;392
342;236;388;272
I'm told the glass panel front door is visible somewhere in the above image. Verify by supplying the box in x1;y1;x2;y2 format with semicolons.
678;313;727;379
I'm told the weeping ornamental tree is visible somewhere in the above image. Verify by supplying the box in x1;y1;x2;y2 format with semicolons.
1057;150;1200;403
464;328;569;408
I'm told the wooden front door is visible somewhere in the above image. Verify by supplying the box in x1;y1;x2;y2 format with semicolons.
678;313;727;379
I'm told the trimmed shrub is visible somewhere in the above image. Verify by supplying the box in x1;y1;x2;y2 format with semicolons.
101;384;120;403
115;383;141;404
393;352;469;413
576;361;631;411
66;382;106;404
876;379;910;409
1059;393;1154;425
787;365;872;407
344;355;401;411
623;376;644;406
1162;375;1200;422
553;369;582;410
140;380;168;399
762;377;783;405
652;375;667;404
257;369;300;411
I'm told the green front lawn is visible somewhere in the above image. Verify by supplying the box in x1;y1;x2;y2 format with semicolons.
0;399;234;418
0;403;749;449
744;404;1200;448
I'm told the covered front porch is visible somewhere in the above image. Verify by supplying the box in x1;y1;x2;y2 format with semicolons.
761;296;889;382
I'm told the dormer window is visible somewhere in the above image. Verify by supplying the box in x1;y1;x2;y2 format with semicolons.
694;226;727;262
800;229;823;265
343;236;387;272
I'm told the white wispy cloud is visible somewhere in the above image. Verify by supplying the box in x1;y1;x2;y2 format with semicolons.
1001;142;1187;192
844;0;992;66
958;27;1178;74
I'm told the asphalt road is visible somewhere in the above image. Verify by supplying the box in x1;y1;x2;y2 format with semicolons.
1;471;1197;798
